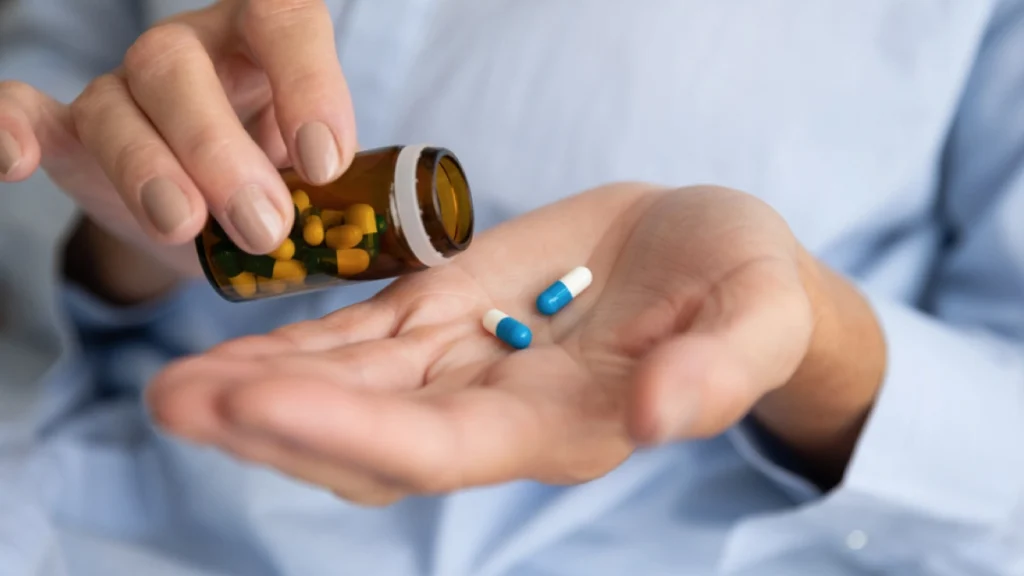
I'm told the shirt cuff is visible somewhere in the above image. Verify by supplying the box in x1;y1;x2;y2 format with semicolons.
59;280;189;333
721;288;1024;571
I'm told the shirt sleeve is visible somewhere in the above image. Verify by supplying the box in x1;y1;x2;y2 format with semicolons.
722;1;1024;573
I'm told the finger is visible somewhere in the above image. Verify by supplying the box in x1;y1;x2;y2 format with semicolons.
149;322;467;445
145;355;258;441
70;74;206;242
237;0;356;184
218;348;615;493
223;331;449;392
204;298;399;358
0;81;75;181
220;432;407;507
220;377;548;494
122;23;293;254
627;258;814;443
270;298;400;352
150;351;409;507
149;356;407;506
245;105;289;169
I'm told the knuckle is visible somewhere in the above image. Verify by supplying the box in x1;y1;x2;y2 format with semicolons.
219;382;280;430
207;334;280;357
241;0;320;37
244;0;319;21
70;75;127;136
183;126;233;166
0;80;38;105
271;321;327;347
283;68;333;100
71;75;123;117
144;359;202;433
124;23;201;80
112;138;166;187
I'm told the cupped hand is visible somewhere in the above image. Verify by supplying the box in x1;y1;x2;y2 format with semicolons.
147;183;816;505
0;0;356;279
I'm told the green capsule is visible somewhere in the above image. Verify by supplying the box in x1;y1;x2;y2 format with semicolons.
299;246;337;274
359;233;379;258
289;205;304;241
242;254;277;278
303;206;322;220
375;214;388;233
210;242;243;278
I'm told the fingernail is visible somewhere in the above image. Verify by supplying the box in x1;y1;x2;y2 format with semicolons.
296;122;340;184
140;178;191;235
227;186;284;253
0;131;21;176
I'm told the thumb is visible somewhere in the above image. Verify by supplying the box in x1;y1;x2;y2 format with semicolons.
0;81;77;182
627;257;814;444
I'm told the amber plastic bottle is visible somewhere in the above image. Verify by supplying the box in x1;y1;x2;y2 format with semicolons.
195;145;474;302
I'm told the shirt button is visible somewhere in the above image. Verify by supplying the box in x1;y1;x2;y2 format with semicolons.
845;530;869;551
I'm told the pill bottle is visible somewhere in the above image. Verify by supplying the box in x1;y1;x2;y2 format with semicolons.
195;145;474;302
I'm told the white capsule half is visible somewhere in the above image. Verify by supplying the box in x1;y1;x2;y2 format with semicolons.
482;309;508;334
560;266;593;297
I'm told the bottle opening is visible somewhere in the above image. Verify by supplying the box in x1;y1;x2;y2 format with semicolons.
414;148;474;258
434;154;473;245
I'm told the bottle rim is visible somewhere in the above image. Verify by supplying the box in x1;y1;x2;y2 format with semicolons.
393;145;474;266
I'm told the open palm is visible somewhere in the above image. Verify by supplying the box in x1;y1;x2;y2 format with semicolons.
148;183;814;505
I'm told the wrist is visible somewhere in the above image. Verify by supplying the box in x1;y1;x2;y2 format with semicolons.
752;245;887;487
62;216;186;306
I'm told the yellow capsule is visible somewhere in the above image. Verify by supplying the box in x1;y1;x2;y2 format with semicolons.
268;238;296;260
228;272;257;298
272;259;307;284
325;225;363;250
292;189;311;213
335;248;371;276
345;203;377;234
303;215;325;246
257;276;288;295
321;209;345;228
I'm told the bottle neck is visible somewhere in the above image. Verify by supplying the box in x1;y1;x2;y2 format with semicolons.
392;145;473;267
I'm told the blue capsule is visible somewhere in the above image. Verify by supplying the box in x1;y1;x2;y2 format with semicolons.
536;266;593;316
536;283;571;316
483;309;532;349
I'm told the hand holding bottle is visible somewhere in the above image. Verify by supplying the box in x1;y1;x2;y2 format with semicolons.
0;0;356;301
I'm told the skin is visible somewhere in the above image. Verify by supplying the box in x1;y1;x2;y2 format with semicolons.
0;0;886;504
0;0;357;302
145;183;886;503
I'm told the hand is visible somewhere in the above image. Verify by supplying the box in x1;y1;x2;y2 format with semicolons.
0;0;356;301
148;182;885;505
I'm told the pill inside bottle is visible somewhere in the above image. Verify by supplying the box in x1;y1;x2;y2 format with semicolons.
196;145;475;302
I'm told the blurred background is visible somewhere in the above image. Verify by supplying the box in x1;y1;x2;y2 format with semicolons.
0;0;79;431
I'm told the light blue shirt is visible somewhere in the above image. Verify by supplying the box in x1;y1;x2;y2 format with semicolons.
1;1;1024;574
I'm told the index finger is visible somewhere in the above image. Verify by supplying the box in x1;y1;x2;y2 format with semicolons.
219;378;549;494
215;347;604;493
238;0;357;185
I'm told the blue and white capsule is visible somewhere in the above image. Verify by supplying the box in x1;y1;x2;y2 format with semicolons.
483;309;532;349
536;266;593;315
